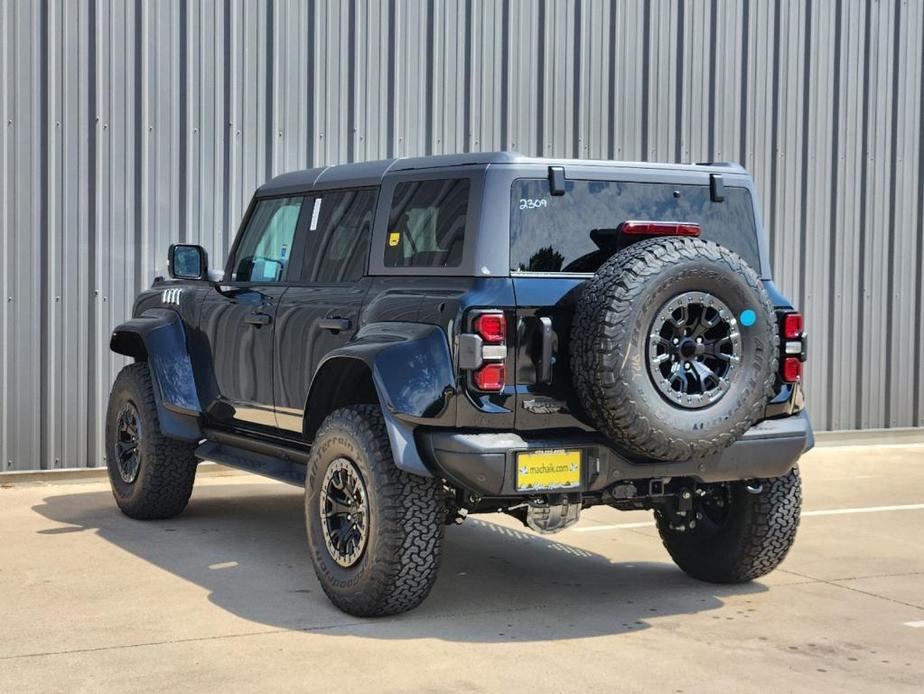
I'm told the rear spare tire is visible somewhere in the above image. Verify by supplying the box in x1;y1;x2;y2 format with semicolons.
572;237;777;461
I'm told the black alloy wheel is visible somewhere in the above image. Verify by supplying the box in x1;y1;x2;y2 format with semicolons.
319;457;370;568
647;291;742;409
115;402;143;484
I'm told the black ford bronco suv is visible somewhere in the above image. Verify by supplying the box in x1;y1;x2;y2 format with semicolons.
107;152;811;616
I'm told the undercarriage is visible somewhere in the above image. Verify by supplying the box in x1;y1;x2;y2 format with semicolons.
447;476;751;535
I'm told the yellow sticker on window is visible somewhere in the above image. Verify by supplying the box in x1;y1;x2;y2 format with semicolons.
388;231;401;247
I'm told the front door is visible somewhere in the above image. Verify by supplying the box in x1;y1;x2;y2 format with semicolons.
199;194;308;431
274;188;377;433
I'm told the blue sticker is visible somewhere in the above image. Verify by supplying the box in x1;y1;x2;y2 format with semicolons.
740;309;756;327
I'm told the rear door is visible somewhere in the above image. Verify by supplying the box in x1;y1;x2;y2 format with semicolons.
199;195;308;431
273;188;377;434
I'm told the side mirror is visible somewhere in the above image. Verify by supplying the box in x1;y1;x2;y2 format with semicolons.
168;244;209;280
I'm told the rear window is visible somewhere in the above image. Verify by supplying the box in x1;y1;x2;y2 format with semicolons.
384;178;469;268
510;179;761;273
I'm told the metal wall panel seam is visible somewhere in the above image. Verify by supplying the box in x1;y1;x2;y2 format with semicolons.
907;0;922;428
0;0;9;470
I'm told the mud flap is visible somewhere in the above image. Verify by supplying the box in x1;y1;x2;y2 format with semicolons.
379;406;432;478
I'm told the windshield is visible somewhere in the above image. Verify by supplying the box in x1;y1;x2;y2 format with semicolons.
510;179;761;273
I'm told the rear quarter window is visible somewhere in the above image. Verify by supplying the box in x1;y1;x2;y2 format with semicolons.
384;178;469;268
510;179;761;274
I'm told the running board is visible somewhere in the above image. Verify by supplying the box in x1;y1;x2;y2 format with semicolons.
196;440;307;487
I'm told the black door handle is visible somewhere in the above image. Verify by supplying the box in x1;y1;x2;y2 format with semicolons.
245;312;272;327
318;317;352;332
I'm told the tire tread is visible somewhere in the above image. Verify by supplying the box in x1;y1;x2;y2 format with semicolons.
656;467;802;582
105;362;197;520
307;405;444;617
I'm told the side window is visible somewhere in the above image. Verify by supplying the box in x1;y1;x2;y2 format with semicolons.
304;189;376;283
230;196;305;282
384;178;469;268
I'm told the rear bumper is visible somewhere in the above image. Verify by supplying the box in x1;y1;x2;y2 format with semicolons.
417;410;814;497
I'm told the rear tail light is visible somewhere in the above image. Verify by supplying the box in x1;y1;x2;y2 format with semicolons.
779;311;806;383
462;310;508;392
473;363;506;391
782;312;803;339
618;220;701;237
782;357;802;382
473;312;506;344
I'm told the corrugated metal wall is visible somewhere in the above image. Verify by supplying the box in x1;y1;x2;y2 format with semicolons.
1;0;922;471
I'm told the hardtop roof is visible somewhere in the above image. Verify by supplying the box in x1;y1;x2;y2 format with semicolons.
256;152;747;196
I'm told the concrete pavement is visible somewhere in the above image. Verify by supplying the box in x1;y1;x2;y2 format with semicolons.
1;443;923;693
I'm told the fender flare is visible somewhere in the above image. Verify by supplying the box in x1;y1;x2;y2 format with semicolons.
305;322;456;477
110;308;202;441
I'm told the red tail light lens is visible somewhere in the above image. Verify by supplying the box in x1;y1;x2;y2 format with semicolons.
473;363;506;391
618;221;701;237
782;357;802;382
783;312;803;339
473;312;506;344
467;310;507;391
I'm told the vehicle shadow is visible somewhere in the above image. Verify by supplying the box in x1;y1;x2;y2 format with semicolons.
32;481;767;643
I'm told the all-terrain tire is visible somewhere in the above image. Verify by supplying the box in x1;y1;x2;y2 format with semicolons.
656;467;802;582
571;236;778;461
305;405;445;617
105;362;198;520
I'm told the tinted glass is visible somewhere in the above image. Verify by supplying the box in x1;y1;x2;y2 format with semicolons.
510;179;760;273
231;196;304;282
304;189;376;283
384;178;469;268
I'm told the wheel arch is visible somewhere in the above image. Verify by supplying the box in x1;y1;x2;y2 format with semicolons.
110;329;148;360
303;323;456;478
109;308;202;441
303;356;379;444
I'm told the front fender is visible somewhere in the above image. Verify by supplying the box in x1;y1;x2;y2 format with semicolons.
110;309;202;441
307;322;456;476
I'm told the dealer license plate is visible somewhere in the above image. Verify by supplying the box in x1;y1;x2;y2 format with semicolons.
515;449;582;492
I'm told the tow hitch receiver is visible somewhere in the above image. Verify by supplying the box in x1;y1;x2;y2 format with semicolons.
661;487;699;532
606;479;721;533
